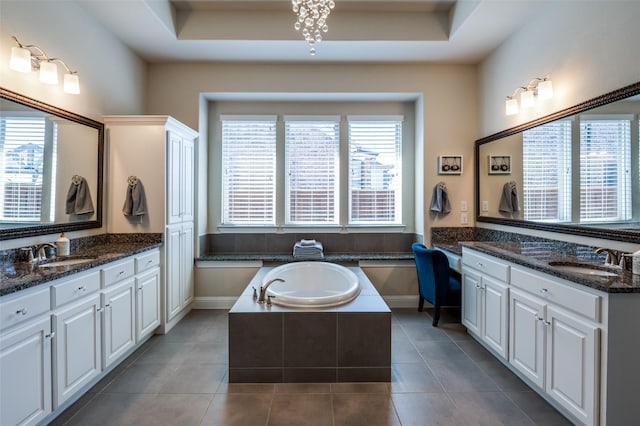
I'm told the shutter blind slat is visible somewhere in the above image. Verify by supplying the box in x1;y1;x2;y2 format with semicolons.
348;120;402;224
285;120;340;224
579;119;631;222
221;119;276;225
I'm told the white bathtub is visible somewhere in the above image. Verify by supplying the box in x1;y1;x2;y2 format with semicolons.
261;262;360;308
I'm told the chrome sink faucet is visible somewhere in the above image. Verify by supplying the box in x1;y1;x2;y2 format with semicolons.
595;247;620;267
257;278;284;303
34;242;57;262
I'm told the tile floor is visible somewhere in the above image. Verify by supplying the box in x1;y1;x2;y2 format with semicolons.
51;308;572;426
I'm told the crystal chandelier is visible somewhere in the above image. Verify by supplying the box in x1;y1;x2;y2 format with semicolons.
292;0;336;56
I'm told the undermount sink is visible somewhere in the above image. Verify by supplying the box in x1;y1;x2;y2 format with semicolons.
547;261;619;277
38;258;95;268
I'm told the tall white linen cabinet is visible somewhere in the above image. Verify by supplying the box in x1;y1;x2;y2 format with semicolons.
105;116;198;333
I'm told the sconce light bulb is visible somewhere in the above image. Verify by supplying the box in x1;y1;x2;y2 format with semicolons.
505;98;519;115
39;61;58;84
520;89;535;108
10;46;32;73
538;79;553;100
64;73;80;94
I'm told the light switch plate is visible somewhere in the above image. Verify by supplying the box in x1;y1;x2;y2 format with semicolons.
460;213;468;224
460;201;468;212
482;200;489;212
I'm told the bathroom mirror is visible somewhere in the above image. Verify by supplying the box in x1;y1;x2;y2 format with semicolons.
0;88;103;240
476;82;640;243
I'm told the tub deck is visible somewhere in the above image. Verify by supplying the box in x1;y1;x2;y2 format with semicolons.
228;266;391;383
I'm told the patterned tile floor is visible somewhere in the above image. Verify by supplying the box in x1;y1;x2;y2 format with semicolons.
51;308;571;425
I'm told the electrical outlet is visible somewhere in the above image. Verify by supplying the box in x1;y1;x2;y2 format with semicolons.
482;200;489;212
460;201;468;212
460;213;468;225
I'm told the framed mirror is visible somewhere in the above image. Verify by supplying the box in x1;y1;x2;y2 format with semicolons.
475;82;640;243
0;88;103;240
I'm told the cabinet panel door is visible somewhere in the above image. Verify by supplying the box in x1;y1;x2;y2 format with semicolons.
0;316;52;426
181;223;195;306
546;305;598;426
509;288;545;389
166;226;182;320
52;294;101;409
167;132;183;224
461;267;481;336
482;277;509;360
102;280;136;369
181;138;194;222
136;268;160;341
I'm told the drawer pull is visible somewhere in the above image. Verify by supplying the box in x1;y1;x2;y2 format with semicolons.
118;271;125;276
475;283;482;289
539;288;549;295
16;308;28;316
477;262;484;268
78;286;86;291
45;332;55;339
146;260;154;265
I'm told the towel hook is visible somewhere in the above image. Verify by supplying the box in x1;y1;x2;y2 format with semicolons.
127;175;139;186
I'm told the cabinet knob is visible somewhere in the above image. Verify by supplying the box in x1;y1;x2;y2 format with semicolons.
16;308;28;316
477;262;484;268
539;288;549;295
45;332;55;339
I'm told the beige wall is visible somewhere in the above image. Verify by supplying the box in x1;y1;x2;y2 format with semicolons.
147;63;479;244
477;0;640;251
0;0;146;250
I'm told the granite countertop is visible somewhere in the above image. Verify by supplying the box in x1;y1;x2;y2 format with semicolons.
455;241;640;293
0;242;161;297
197;253;415;263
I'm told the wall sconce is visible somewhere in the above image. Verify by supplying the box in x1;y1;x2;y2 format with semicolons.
505;76;553;115
9;36;80;94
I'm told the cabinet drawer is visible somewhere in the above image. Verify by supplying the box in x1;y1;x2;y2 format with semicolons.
0;287;50;331
135;250;160;274
51;271;101;308
462;248;510;282
511;266;601;322
101;258;135;287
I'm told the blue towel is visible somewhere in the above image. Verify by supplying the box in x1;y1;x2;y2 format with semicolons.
430;182;451;214
65;175;94;215
122;177;147;217
499;181;520;213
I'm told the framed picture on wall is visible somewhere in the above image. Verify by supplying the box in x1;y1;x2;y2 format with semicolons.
488;155;511;174
438;155;463;175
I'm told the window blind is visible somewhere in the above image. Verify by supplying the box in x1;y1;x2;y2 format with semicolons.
348;118;402;224
579;118;631;222
522;120;572;222
221;117;277;225
284;118;340;224
0;116;46;221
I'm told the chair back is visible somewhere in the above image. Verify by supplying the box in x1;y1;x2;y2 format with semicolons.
412;243;451;305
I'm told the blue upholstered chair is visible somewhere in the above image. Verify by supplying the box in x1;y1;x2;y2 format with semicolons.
412;243;462;326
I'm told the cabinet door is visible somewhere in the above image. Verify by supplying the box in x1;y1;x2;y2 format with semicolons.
181;222;195;306
167;132;183;224
102;279;136;369
136;268;160;341
509;288;545;389
52;294;101;409
0;316;52;426
546;305;598;426
481;276;509;360
461;267;482;336
181;138;194;222
166;225;182;320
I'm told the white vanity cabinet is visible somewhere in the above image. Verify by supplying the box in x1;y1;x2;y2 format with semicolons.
510;266;600;426
105;116;198;333
101;258;136;369
461;248;510;359
51;270;102;409
0;288;52;426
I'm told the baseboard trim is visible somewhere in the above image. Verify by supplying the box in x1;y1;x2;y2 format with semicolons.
193;295;419;310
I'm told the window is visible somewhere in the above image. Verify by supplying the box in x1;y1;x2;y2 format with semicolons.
348;117;402;224
0;116;53;222
522;120;572;222
221;116;277;225
285;117;340;225
579;117;631;222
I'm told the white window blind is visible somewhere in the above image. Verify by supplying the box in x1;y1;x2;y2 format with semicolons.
221;116;277;225
0;116;47;221
348;117;402;224
579;117;631;222
522;120;572;222
284;117;340;225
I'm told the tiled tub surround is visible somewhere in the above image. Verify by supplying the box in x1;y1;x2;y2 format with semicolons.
229;266;391;383
0;233;162;296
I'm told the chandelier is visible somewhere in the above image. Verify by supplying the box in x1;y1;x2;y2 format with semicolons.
292;0;336;56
